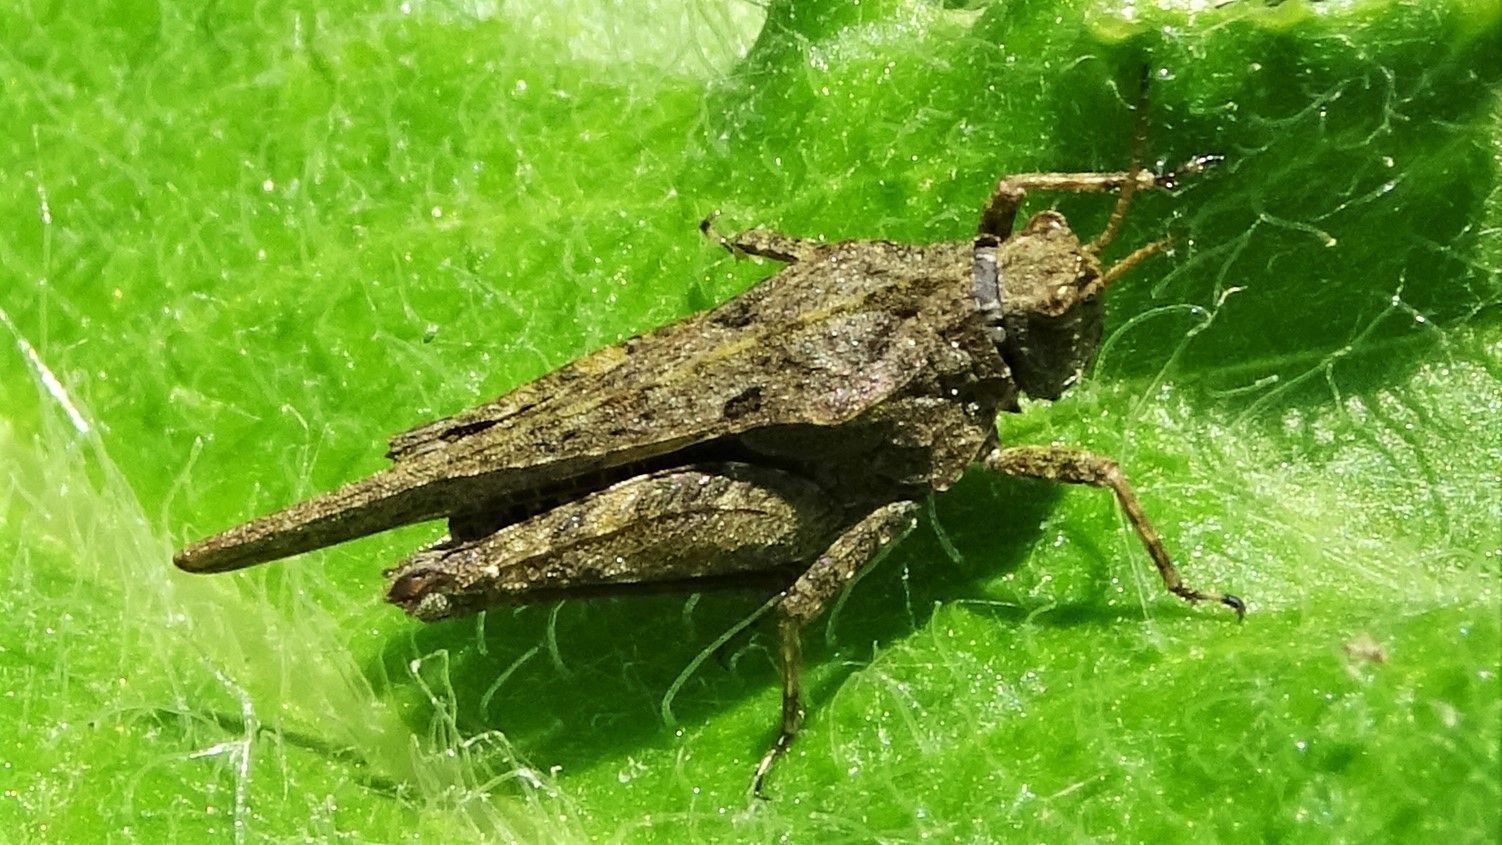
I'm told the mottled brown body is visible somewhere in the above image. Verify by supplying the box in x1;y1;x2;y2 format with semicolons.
176;237;1017;577
174;125;1241;795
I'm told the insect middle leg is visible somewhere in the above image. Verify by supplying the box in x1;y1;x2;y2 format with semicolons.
976;156;1223;241
984;445;1244;617
977;169;1163;241
752;500;921;797
981;67;1157;244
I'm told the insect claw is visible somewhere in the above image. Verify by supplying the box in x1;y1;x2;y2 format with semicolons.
699;210;747;258
749;746;782;801
751;779;772;801
1157;154;1224;190
1221;593;1247;621
698;210;721;236
1181;153;1225;173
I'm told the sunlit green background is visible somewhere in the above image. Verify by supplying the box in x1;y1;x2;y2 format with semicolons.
3;0;1498;841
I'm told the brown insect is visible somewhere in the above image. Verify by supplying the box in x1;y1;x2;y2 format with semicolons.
175;92;1242;795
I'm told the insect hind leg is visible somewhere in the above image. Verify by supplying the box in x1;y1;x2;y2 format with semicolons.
384;463;846;622
752;500;920;798
700;212;824;262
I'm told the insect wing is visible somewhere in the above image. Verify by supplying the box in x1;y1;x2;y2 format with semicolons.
176;243;963;574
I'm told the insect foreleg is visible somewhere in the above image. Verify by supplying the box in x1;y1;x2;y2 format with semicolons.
976;169;1160;240
984;445;1244;618
752;500;920;798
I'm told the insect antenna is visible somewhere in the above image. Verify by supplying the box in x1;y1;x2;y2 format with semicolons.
1086;66;1153;256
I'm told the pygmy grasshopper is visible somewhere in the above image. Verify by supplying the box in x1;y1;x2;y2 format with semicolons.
175;99;1242;796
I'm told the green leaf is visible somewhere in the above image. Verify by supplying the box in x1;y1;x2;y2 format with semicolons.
2;0;1497;841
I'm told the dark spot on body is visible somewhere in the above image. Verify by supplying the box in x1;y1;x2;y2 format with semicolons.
712;300;755;328
723;385;763;419
440;419;499;443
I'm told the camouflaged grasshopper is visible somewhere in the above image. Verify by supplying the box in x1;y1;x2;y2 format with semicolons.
175;116;1242;796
